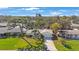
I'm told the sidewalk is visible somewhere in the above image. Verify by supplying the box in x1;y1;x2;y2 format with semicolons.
45;40;57;51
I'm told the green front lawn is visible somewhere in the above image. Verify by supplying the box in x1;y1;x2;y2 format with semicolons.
54;37;79;51
0;37;27;50
0;37;44;50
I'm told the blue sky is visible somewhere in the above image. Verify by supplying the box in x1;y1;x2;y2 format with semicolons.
0;7;79;16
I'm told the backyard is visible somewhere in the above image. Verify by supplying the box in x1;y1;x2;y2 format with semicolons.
54;37;79;51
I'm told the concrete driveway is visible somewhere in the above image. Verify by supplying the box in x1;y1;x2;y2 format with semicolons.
45;40;57;51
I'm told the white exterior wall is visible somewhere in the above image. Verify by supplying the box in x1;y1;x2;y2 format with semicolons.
66;34;79;39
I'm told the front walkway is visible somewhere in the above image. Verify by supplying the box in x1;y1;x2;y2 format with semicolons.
45;40;57;51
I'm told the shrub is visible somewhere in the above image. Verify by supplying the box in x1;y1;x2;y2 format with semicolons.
61;40;72;49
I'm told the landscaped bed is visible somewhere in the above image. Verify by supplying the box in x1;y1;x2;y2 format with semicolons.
0;37;45;50
54;37;79;51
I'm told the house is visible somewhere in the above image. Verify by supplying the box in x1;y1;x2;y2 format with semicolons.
26;29;54;40
0;26;22;38
0;22;8;27
0;22;54;39
71;20;79;30
71;23;79;30
0;22;27;38
59;30;79;39
39;29;53;40
58;20;79;39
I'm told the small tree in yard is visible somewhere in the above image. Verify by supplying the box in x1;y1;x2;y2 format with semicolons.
61;40;72;49
50;23;62;40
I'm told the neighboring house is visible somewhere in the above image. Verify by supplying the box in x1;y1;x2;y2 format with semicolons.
71;23;79;30
58;20;79;39
0;26;22;38
0;22;8;27
71;20;79;30
0;22;26;38
59;30;79;39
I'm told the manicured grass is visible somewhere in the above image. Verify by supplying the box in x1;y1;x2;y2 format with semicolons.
0;37;43;50
23;37;43;47
0;37;27;50
54;37;79;51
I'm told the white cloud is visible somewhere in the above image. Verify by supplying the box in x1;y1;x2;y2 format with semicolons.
0;7;8;9
73;13;79;16
51;11;63;16
22;7;40;10
59;10;67;12
75;10;79;12
32;10;44;13
38;10;44;12
42;14;51;16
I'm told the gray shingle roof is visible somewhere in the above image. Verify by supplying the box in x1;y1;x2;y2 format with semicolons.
71;24;79;27
0;27;21;34
0;23;8;27
8;27;21;33
26;29;53;37
61;30;79;35
66;30;79;35
0;27;8;34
